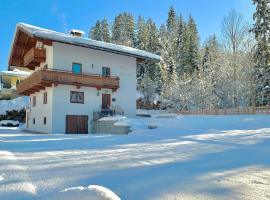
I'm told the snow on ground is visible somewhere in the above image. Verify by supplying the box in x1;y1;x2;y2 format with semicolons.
0;115;270;199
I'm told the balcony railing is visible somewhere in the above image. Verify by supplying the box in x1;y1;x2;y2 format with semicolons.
17;68;120;96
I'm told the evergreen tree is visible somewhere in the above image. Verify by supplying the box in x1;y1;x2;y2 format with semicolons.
167;6;177;33
89;20;102;41
252;0;270;105
140;70;156;102
135;16;148;50
146;18;159;53
202;35;219;72
112;13;135;47
186;15;200;74
101;19;110;42
176;15;188;75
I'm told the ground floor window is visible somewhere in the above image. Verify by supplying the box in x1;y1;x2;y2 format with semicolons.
43;117;47;125
43;92;47;104
33;96;36;107
33;118;35;125
70;91;84;104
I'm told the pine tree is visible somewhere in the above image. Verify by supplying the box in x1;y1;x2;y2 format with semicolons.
89;20;102;41
252;0;270;105
176;15;188;75
202;35;219;72
167;6;177;33
186;15;200;74
135;16;148;50
146;18;159;54
140;70;156;102
112;13;135;47
101;19;110;42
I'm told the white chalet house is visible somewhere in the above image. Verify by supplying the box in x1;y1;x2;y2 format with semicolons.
8;23;161;134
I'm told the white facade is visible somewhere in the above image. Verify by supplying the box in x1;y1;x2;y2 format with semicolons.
28;42;137;134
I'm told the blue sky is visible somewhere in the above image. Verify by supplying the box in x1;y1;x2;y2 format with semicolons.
0;0;255;71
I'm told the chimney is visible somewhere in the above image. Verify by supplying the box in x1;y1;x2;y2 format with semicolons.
69;29;85;37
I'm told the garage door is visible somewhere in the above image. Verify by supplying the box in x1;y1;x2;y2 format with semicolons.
66;115;88;134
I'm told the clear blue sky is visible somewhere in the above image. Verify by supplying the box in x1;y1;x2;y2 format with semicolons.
0;0;255;71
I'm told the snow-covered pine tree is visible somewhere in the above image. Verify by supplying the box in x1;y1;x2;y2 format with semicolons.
167;6;177;33
135;16;148;50
112;13;135;47
112;15;122;44
135;16;148;86
160;7;179;78
139;70;156;102
101;19;110;42
175;15;188;75
252;0;270;106
186;15;200;74
89;20;102;41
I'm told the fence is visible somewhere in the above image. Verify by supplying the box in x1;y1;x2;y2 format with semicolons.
178;106;270;115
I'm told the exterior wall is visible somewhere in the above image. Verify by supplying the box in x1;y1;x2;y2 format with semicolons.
28;87;53;133
51;85;101;134
52;42;137;117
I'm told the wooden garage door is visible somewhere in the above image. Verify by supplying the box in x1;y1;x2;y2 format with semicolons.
66;115;88;134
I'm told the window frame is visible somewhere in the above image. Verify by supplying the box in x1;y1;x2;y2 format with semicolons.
72;62;82;74
32;96;36;107
70;91;84;104
43;92;47;104
102;67;111;77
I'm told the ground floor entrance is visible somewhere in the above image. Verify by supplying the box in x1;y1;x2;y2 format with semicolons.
66;115;88;134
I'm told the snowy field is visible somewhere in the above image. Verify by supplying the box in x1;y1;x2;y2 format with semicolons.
0;115;270;200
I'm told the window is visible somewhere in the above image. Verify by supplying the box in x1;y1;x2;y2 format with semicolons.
32;96;36;107
72;63;82;74
70;91;84;104
102;67;110;77
43;117;47;125
33;118;35;125
43;92;47;104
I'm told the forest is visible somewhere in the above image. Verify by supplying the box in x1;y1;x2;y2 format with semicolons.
89;0;270;111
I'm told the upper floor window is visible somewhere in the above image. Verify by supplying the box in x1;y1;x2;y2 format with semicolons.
70;91;84;104
43;92;47;104
32;96;36;107
102;67;110;77
72;63;82;74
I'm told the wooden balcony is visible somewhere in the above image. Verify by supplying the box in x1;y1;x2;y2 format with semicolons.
16;69;120;96
23;47;46;68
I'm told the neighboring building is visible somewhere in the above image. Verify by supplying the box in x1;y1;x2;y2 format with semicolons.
0;68;30;100
8;23;161;134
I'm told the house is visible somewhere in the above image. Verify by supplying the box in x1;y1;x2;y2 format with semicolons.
8;23;161;134
0;68;30;100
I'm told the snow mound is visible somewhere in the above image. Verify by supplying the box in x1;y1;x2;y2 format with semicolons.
51;185;121;200
147;123;159;129
0;120;20;127
0;97;29;115
98;116;127;122
0;175;4;182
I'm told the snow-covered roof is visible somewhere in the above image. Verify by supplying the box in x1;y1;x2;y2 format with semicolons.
0;69;31;77
16;23;161;61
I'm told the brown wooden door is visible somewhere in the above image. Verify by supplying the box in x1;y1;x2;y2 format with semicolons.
66;115;88;134
102;94;111;109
